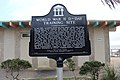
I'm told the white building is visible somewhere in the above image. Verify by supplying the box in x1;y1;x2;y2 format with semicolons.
0;20;119;79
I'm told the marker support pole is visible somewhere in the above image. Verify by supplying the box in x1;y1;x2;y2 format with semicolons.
48;56;72;80
56;57;64;80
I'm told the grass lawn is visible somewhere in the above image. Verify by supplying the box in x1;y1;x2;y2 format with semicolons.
29;77;72;80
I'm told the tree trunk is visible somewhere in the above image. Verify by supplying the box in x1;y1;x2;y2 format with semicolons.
72;71;77;80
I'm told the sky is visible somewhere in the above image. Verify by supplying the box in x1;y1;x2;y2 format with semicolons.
0;0;120;48
110;27;120;49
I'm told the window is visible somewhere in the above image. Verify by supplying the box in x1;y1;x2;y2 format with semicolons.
21;32;30;38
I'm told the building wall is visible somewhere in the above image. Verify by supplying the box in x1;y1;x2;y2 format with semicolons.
0;26;112;79
0;26;111;67
4;28;15;60
77;26;110;66
0;28;4;63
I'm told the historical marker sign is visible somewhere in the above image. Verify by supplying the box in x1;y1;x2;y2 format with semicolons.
29;4;91;57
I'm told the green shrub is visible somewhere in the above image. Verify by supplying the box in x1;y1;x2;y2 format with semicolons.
1;58;32;80
79;61;105;80
102;65;118;80
64;58;77;80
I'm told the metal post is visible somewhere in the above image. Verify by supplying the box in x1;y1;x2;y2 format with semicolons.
57;57;63;80
48;56;72;80
57;67;63;80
